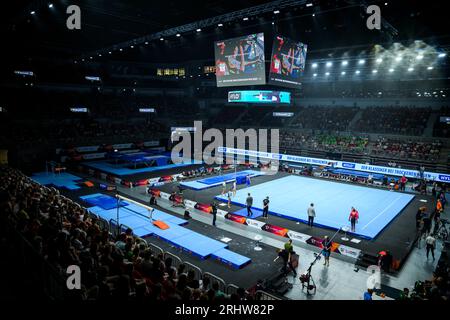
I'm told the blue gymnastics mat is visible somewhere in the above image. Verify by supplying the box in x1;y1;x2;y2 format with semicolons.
215;175;415;240
83;158;201;176
31;172;83;190
211;248;252;269
170;232;228;259
80;193;129;210
233;207;264;219
80;193;250;267
180;170;263;190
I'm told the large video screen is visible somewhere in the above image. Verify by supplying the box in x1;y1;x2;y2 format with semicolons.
228;90;291;104
269;35;307;88
214;33;266;87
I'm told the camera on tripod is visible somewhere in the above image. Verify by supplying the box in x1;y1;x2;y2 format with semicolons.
299;273;316;291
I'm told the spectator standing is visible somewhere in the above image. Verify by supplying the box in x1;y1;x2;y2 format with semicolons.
246;193;253;217
211;202;217;226
425;234;436;260
349;207;359;232
262;196;269;220
307;203;316;227
400;175;407;192
321;236;332;267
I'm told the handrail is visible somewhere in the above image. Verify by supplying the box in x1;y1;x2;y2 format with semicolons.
255;290;282;300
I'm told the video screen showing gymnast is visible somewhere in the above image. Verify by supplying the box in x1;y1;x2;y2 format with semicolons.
215;33;266;87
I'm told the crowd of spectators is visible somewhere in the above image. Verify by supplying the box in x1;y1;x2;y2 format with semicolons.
0;118;166;149
279;131;442;162
0;166;251;301
289;106;359;131
354;107;432;136
280;132;369;154
372;137;443;162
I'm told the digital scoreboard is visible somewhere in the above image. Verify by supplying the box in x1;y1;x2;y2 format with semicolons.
228;90;291;104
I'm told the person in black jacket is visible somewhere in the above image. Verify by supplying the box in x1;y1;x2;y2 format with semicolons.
211;202;217;226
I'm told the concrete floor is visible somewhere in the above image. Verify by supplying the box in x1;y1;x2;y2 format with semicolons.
119;184;446;300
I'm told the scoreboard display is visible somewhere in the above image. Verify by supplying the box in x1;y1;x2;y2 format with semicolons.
228;90;291;104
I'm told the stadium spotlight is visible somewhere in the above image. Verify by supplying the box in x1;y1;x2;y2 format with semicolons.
89;56;93;59
243;17;249;21
326;62;332;67
372;69;378;74
160;37;164;41
325;72;330;76
30;11;36;15
108;51;112;54
408;67;414;72
48;3;53;8
196;28;201;32
416;54;424;60
313;73;317;77
355;70;360;74
358;59;365;65
274;10;280;14
218;23;223;27
130;45;134;48
312;63;318;68
176;33;181;37
312;13;315;17
341;60;348;66
395;56;402;62
376;58;383;64
438;53;446;58
119;48;123;51
144;41;149;44
389;68;394;72
98;53;102;56
427;66;434;70
306;3;313;7
341;71;346;75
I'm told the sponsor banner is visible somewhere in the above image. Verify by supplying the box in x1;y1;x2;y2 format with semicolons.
246;219;266;230
225;213;247;224
76;146;100;153
112;143;134;150
159;175;173;183
82;152;106;160
287;230;310;244
338;245;361;259
143;141;160;147
220;147;450;183
184;200;197;209
216;209;228;218
160;192;170;200
114;178;122;184
135;179;149;186
194;203;212;214
148;177;161;185
262;223;289;237
306;236;341;254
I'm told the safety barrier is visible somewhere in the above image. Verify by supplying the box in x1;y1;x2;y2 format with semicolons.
147;242;164;256
225;284;240;296
164;251;183;269
255;290;282;300
184;261;203;281
203;272;227;292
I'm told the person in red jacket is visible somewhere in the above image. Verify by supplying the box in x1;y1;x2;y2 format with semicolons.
349;207;359;232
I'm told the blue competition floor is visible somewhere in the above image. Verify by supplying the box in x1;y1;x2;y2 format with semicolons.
83;157;202;176
233;207;264;219
215;175;415;239
31;172;83;190
80;193;250;266
181;170;264;190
